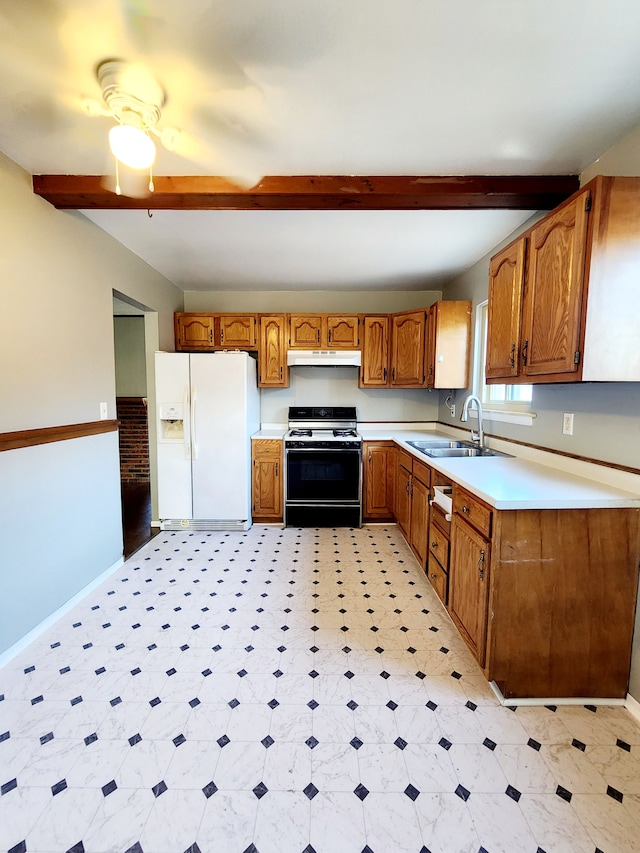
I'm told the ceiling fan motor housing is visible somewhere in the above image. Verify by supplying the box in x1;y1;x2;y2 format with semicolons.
97;59;165;132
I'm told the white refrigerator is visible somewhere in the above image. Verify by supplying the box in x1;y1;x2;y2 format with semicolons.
155;351;260;530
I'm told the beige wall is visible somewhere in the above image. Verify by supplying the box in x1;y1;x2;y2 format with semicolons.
184;289;441;314
0;151;183;654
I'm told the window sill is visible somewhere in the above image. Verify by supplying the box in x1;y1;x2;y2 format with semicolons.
468;408;536;426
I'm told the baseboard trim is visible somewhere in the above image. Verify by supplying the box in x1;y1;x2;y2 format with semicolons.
490;681;626;707
626;692;640;722
0;556;124;669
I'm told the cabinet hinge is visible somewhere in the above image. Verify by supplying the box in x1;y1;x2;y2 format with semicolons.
574;351;581;365
585;196;592;212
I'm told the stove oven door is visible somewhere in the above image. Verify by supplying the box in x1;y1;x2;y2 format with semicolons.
285;446;362;526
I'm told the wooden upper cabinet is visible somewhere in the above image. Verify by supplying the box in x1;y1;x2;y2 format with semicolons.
360;315;389;387
486;176;640;385
521;191;589;378
289;314;360;349
426;301;472;389
258;315;288;388
175;313;215;350
218;314;257;349
289;314;323;348
175;313;257;351
486;239;526;380
326;315;359;348
391;310;426;386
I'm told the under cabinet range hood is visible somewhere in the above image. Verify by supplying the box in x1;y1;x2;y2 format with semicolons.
287;350;362;367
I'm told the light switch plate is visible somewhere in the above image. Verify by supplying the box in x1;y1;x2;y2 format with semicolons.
562;413;574;435
99;402;108;420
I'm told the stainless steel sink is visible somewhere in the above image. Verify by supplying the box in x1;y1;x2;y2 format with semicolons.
407;439;467;450
407;439;513;459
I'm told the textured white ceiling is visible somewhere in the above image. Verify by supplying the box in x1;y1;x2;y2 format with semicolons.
2;0;640;291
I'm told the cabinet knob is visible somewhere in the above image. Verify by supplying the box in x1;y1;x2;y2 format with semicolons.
430;573;437;580
431;541;437;548
522;339;529;366
462;505;469;514
478;549;486;581
510;342;516;369
275;462;279;476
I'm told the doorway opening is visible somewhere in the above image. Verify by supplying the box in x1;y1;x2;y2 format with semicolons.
113;292;155;556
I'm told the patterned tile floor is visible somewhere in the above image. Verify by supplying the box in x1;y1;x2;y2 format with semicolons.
1;525;640;853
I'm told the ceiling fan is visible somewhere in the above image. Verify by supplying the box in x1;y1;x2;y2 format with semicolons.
83;59;180;196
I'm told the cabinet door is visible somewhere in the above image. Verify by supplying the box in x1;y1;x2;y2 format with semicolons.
327;315;359;348
424;306;437;388
431;301;472;389
252;441;282;519
360;316;389;387
391;311;426;386
395;462;412;540
175;314;215;350
363;442;394;519
521;192;590;377
486;240;526;380
289;315;323;348
449;516;491;666
218;315;257;349
258;315;288;387
410;476;430;568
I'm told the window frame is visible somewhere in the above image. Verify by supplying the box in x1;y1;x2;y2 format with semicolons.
472;300;536;426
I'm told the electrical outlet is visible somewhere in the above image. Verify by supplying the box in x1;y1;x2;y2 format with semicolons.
449;404;456;418
99;402;108;420
562;413;574;435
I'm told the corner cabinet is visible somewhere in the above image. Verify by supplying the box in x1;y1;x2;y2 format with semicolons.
487;176;640;384
390;303;471;389
251;440;283;522
258;315;289;388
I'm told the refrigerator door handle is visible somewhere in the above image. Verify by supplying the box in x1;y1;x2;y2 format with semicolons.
183;384;191;459
191;384;198;459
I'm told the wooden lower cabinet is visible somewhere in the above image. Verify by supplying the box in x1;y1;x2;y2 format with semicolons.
449;515;491;667
389;453;640;699
251;440;283;522
363;441;395;521
394;449;430;568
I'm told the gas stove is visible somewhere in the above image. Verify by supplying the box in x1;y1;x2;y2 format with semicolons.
285;406;362;447
284;406;362;527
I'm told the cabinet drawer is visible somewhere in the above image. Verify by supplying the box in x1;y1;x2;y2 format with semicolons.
453;487;492;538
252;439;282;458
412;458;431;487
427;553;448;606
429;522;449;568
430;501;451;536
396;447;413;472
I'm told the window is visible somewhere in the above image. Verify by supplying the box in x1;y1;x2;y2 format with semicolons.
473;300;535;425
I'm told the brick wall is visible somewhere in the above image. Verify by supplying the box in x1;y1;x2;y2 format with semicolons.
117;397;150;482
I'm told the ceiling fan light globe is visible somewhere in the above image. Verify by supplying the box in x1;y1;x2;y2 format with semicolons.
109;124;156;169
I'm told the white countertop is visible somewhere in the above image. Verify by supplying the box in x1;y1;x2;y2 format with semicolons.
251;429;287;439
250;424;640;509
360;428;640;510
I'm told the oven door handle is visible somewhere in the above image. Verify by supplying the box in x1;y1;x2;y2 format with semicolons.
285;447;362;452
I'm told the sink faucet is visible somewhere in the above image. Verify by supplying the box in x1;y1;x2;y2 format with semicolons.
460;394;484;448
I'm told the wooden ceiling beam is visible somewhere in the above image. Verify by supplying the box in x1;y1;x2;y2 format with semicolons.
32;174;580;211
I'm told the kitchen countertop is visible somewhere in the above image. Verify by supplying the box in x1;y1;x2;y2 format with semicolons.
359;427;640;510
249;425;640;510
